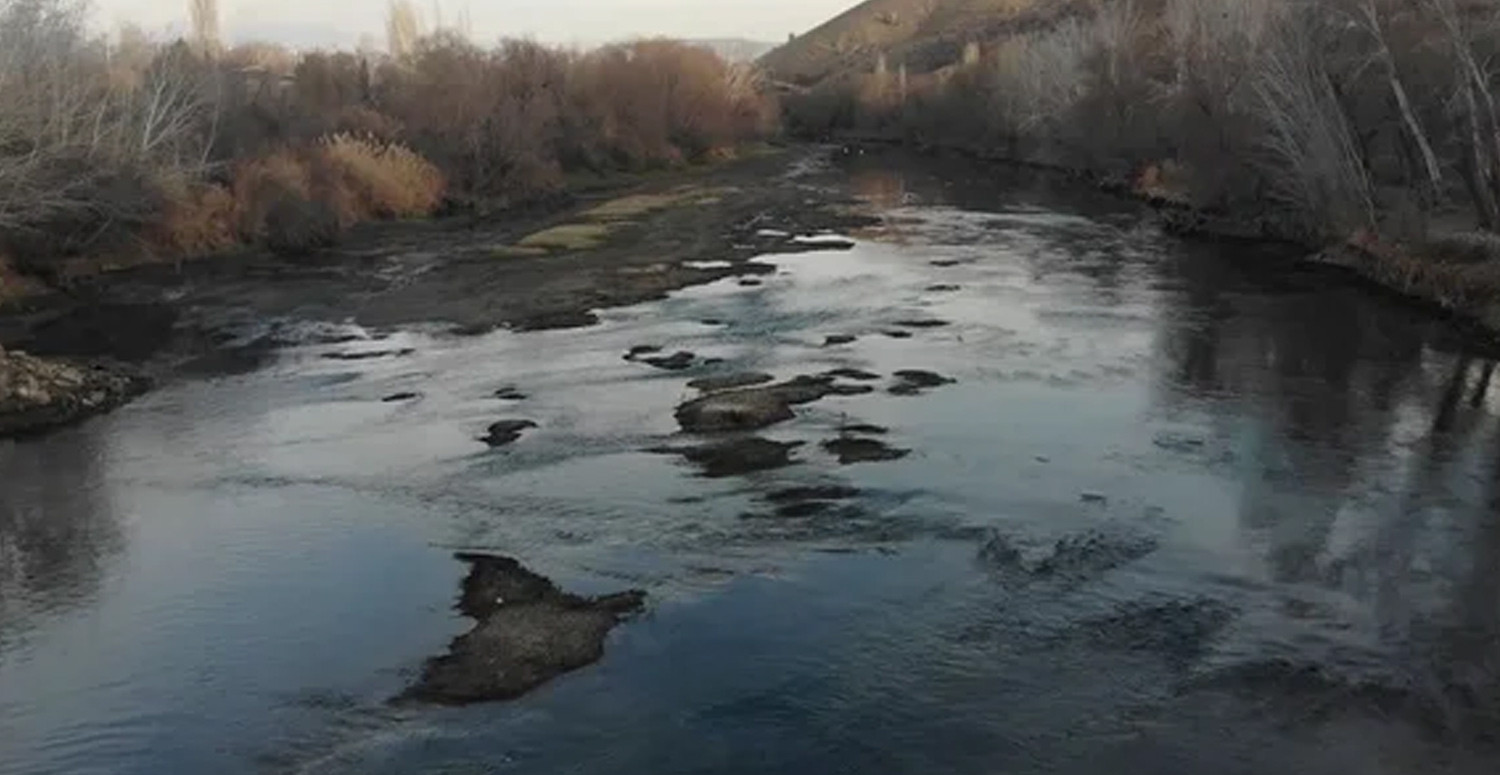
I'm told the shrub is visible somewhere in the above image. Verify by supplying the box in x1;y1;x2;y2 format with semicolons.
3;0;773;277
150;173;238;256
262;194;340;256
316;133;445;223
231;148;313;241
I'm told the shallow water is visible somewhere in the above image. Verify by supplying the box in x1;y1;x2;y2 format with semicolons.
5;152;1500;774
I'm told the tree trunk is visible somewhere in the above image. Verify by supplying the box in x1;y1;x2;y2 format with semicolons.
1362;2;1444;197
1459;76;1500;229
1388;75;1445;197
1431;0;1500;230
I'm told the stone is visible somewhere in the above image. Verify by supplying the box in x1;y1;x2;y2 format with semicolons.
482;419;538;447
400;553;645;705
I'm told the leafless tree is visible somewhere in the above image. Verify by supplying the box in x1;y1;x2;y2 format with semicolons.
387;0;422;61
188;0;221;58
1355;0;1445;199
1253;12;1376;237
1428;0;1500;229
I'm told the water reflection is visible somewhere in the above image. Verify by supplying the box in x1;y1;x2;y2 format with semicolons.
1151;215;1500;738
7;150;1500;773
0;428;123;644
844;149;1500;742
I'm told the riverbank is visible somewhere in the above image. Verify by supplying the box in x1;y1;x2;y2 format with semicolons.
7;145;1500;774
0;345;147;437
0;145;875;439
830;134;1500;345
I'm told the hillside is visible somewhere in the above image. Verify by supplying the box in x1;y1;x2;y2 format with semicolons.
687;38;779;63
760;0;1091;86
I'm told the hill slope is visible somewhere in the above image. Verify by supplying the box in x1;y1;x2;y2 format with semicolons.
760;0;1090;86
686;39;779;63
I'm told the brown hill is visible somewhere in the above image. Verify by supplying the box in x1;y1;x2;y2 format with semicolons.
761;0;1092;87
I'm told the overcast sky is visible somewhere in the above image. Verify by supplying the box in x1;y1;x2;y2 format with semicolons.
90;0;853;47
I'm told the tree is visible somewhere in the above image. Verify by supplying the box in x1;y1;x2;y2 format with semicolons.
387;0;421;61
188;0;220;58
1428;0;1500;230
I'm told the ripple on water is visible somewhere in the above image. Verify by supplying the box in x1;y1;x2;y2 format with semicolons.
7;153;1500;775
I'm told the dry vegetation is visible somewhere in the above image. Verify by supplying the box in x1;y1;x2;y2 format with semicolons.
781;0;1500;318
0;0;773;283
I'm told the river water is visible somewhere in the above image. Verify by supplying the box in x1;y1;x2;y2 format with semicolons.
4;152;1500;774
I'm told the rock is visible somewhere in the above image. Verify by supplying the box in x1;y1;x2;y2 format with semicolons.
1153;433;1206;453
482;419;537;447
400;553;645;705
882;330;914;339
652;437;803;477
625;344;663;360
766;485;861;503
675;390;795;432
322;348;416;361
1034;531;1157;578
926;284;962;292
824;334;857;346
823;368;881;381
513;309;600;332
838;423;889;435
776;501;835;518
674;375;851;433
891;318;951;329
890;369;956;396
978;532;1025;570
687;372;775;392
0;349;149;438
827;383;875;396
641;351;696;371
822;437;910;464
382;391;421;402
450;322;496;337
494;386;528;401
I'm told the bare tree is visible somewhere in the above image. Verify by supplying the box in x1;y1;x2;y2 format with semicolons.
1254;13;1376;237
1;0;215;251
1428;0;1500;230
1355;0;1445;199
387;0;422;61
188;0;221;58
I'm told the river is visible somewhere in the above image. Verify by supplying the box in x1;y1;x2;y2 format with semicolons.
3;151;1500;774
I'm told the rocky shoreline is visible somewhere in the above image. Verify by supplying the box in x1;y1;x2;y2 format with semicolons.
0;345;148;438
0;146;874;441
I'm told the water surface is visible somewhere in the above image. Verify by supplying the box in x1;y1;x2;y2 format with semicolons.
4;152;1500;774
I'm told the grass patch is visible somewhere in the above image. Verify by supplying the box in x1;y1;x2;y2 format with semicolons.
490;245;552;259
583;193;688;221
581;187;736;221
497;185;737;257
517;223;614;251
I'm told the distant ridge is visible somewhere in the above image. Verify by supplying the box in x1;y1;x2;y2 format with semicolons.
760;0;1091;86
685;38;778;63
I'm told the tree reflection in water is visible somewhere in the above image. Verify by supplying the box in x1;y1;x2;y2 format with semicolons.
0;428;123;645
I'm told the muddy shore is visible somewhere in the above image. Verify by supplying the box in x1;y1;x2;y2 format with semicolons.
8;138;1495;441
0;146;875;438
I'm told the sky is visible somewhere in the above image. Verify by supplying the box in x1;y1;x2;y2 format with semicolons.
89;0;856;48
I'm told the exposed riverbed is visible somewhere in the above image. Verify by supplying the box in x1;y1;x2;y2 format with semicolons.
4;150;1500;774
